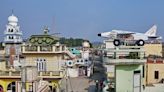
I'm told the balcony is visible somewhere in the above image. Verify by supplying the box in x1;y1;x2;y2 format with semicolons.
0;71;21;78
4;31;23;35
22;45;66;54
103;57;146;65
38;71;64;78
4;38;22;43
0;70;64;79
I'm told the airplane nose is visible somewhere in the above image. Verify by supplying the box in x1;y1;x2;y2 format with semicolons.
98;33;101;36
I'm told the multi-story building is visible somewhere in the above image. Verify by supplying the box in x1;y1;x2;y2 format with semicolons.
103;40;146;92
21;28;76;92
143;42;164;85
0;15;75;92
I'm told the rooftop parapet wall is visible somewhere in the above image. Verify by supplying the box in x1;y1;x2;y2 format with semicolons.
147;57;164;63
144;44;162;57
103;44;146;64
103;57;146;65
104;46;145;59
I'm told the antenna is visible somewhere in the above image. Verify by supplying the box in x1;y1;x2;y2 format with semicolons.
51;15;61;36
43;26;49;35
52;16;55;33
12;9;14;15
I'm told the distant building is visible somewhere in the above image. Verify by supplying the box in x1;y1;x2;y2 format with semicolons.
102;40;146;92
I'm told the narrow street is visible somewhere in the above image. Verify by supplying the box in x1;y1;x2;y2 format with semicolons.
60;55;106;92
87;55;106;92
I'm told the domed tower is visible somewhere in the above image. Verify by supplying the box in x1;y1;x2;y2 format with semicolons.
3;14;23;66
4;14;22;43
81;41;90;59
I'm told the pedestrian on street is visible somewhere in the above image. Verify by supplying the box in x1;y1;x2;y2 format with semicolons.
95;80;99;91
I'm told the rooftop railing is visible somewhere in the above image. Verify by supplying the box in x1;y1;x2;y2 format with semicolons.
22;45;66;53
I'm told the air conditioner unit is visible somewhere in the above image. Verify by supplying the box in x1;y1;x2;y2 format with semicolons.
75;59;81;65
66;60;74;67
75;59;85;65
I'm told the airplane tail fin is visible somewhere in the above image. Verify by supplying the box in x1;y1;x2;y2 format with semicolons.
145;25;157;36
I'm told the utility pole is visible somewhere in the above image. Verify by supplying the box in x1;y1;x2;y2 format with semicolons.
66;66;68;92
21;66;26;92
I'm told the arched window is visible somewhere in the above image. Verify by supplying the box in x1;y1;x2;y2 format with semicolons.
11;29;13;32
7;82;16;92
8;29;11;32
36;58;46;71
11;36;14;39
8;36;14;39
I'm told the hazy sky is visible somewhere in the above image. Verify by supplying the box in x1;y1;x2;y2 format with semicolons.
0;0;164;42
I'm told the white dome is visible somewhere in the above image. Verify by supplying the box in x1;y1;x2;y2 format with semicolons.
82;41;90;48
8;14;18;23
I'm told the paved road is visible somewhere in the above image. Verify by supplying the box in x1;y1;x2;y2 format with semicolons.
89;55;106;92
60;71;99;92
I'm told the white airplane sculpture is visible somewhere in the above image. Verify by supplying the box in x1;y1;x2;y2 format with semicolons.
98;25;162;46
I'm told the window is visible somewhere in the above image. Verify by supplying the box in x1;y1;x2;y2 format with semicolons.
36;58;46;71
154;71;159;79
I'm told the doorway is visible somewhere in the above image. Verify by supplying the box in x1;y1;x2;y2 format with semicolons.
133;71;141;92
